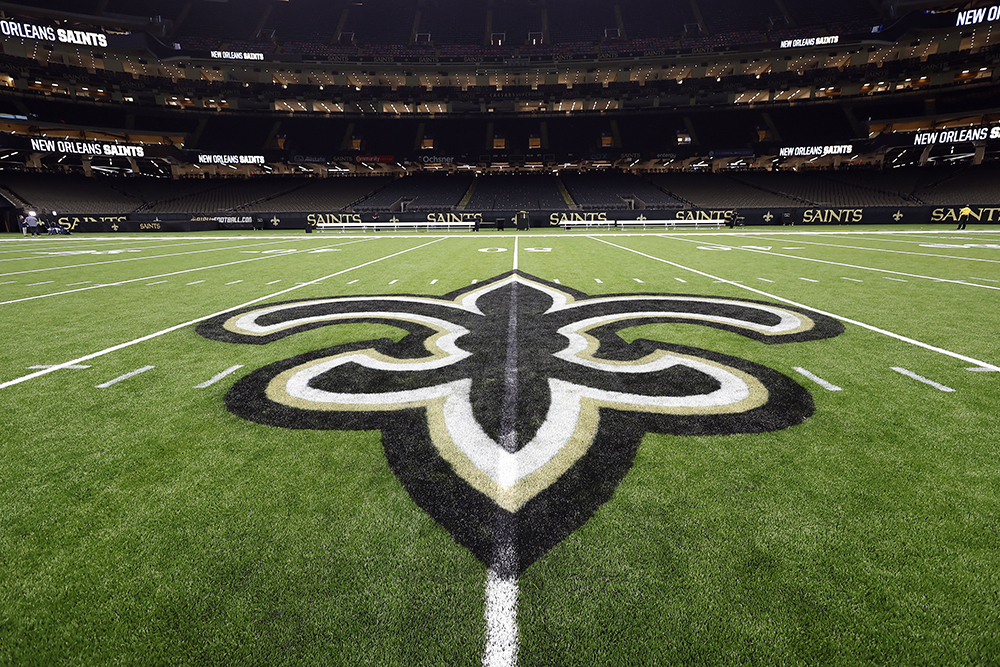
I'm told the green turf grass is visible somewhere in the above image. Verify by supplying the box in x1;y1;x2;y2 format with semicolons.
2;227;998;666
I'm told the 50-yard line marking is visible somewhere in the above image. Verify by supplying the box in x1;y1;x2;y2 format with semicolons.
590;236;1000;372
0;238;445;390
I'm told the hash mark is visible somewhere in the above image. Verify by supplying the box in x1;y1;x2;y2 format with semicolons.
799;278;819;283
266;280;282;285
792;367;843;392
841;277;863;282
891;367;954;392
884;277;908;283
194;365;244;389
757;278;775;283
674;278;687;283
594;278;604;283
95;365;155;389
225;280;243;286
147;280;168;286
430;279;439;285
66;281;91;286
27;281;54;286
633;278;645;283
347;280;359;285
187;280;205;285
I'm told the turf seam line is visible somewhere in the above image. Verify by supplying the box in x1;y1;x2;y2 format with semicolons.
95;365;155;389
589;236;1000;372
890;367;956;392
0;238;445;390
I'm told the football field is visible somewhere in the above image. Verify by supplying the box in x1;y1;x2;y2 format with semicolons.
2;227;999;666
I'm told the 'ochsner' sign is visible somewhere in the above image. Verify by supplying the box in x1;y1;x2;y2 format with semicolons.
779;145;853;157
0;20;107;47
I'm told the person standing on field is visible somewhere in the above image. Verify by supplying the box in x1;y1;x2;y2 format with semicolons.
25;212;39;237
18;215;27;237
958;205;973;230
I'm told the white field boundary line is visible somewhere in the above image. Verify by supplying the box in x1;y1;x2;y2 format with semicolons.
0;235;197;254
824;233;1000;247
0;239;371;307
0;237;317;278
665;236;1000;292
745;235;1000;264
0;237;233;263
0;238;445;390
589;236;1000;372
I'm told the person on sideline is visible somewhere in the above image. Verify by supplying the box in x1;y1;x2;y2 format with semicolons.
958;205;973;230
18;215;27;237
25;212;39;237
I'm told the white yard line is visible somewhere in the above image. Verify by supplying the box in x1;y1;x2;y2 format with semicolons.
891;367;955;392
0;237;228;264
194;365;245;389
0;237;304;277
589;237;1000;372
513;235;519;271
0;239;370;307
793;367;843;392
0;238;445;390
746;234;1000;264
483;569;520;667
665;236;1000;292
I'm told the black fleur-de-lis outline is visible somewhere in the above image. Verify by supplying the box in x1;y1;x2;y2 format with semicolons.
197;271;844;573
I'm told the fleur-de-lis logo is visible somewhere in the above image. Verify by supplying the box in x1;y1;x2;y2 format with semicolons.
198;272;844;575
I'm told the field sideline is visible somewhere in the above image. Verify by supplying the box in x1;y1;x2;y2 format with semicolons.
2;226;999;666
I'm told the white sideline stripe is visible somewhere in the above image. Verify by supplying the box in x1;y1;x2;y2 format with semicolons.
225;280;243;285
483;570;519;667
194;365;244;389
589;237;1000;372
841;277;863;282
0;238;445;390
147;280;168;286
26;281;54;286
884;277;908;283
891;367;955;392
29;364;90;370
96;365;155;389
675;237;1000;291
0;239;370;306
757;278;774;283
266;280;282;285
793;367;843;392
799;277;819;283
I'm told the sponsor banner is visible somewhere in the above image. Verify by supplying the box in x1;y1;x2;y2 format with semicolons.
53;207;1000;232
355;155;395;164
